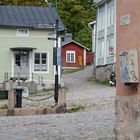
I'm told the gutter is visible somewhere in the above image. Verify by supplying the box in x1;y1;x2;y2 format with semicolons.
93;0;110;6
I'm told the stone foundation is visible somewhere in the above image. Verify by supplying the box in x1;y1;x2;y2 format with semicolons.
115;96;140;140
5;88;66;116
95;64;115;82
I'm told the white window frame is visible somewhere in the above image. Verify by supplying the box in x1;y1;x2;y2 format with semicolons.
107;2;114;27
98;7;105;31
98;39;105;59
17;29;29;37
106;37;114;57
66;50;76;63
33;51;49;73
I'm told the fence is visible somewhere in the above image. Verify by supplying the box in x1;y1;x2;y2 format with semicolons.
4;72;44;84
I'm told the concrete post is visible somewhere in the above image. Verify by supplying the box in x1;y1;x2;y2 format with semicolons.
7;82;16;115
57;88;66;113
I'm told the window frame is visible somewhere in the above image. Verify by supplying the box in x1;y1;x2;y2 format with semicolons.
66;50;76;63
97;39;105;59
98;7;105;31
106;37;114;57
17;29;29;37
107;2;114;27
33;51;49;73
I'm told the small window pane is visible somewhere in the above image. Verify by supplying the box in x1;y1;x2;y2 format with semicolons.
42;53;46;59
15;54;20;66
34;64;40;71
35;53;40;59
35;60;40;64
42;59;46;64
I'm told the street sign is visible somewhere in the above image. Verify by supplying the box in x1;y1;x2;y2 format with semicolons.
48;37;56;40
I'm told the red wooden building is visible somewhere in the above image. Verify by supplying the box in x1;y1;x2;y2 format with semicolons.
61;34;90;69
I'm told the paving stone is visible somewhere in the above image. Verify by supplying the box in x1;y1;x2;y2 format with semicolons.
0;65;115;140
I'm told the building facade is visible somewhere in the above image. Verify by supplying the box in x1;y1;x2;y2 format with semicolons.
94;0;116;82
61;34;89;69
115;0;140;139
0;5;64;92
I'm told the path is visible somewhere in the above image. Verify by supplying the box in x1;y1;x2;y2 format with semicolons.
0;65;116;140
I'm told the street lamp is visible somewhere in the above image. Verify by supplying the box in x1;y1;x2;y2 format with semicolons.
44;0;59;103
54;19;59;103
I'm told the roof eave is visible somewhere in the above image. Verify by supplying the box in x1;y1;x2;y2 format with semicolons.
88;21;96;29
62;40;89;51
94;0;109;6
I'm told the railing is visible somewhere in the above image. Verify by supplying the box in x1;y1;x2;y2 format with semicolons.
4;72;44;85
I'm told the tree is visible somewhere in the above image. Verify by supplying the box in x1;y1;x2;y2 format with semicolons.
57;0;96;50
0;0;47;6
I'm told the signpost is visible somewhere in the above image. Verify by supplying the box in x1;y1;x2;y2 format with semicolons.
54;19;59;103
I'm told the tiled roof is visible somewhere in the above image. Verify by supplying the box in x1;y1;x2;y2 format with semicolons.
0;5;64;30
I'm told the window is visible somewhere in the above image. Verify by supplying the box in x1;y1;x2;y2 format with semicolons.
66;51;75;63
98;40;105;59
15;54;20;67
106;37;114;56
17;29;29;37
98;7;105;31
34;52;48;72
107;3;114;27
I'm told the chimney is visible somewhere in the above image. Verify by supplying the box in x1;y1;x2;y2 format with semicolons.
64;33;72;42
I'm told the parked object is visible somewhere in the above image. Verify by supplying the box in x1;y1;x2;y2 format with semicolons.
109;72;116;86
15;88;23;108
22;87;29;97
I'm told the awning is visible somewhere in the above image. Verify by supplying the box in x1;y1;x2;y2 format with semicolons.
10;47;36;51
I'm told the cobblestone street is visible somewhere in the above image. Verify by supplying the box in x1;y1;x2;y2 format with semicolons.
0;65;116;140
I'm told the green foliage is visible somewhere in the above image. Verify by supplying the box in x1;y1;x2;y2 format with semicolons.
67;104;85;113
0;0;96;51
57;0;96;50
0;0;47;6
62;69;81;74
101;80;110;86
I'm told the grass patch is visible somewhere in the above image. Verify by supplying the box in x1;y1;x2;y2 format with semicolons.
67;104;86;113
62;69;81;74
101;80;110;86
87;77;110;86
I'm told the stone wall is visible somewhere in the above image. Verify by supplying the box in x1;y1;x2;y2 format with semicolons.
95;64;116;82
115;96;140;140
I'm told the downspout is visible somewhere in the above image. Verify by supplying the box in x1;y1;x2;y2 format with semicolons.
92;10;98;80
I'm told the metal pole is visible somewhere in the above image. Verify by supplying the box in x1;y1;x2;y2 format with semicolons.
54;19;59;103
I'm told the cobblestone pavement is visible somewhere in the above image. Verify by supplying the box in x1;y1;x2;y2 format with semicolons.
0;65;116;140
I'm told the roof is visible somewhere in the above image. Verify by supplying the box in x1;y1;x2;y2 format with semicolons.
62;39;89;51
0;5;64;30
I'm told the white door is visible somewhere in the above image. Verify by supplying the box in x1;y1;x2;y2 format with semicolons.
14;51;29;78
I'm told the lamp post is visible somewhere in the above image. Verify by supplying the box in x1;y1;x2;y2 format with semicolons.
54;19;59;103
44;0;59;103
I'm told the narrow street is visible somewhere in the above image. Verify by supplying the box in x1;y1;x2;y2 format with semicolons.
0;65;116;140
